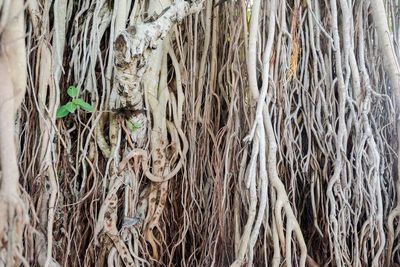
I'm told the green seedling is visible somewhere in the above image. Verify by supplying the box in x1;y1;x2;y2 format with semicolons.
56;86;94;118
126;121;142;132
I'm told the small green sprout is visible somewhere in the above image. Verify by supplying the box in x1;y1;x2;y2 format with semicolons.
56;86;94;118
126;121;142;132
247;8;251;23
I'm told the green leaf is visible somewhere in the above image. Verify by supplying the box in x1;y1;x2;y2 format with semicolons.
65;102;77;113
126;121;133;129
73;98;94;112
56;105;70;118
126;121;141;131
67;86;78;98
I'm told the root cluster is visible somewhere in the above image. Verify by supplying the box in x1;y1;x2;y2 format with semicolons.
1;0;400;266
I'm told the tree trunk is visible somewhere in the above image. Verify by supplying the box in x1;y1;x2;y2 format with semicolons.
0;0;400;266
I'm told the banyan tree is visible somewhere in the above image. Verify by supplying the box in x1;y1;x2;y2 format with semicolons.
0;0;400;266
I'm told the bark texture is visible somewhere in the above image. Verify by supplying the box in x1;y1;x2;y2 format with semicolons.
1;0;400;266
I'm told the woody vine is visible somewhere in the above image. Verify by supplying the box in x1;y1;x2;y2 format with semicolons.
0;0;400;266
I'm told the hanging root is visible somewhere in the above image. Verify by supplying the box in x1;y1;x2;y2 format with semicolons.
11;0;400;265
